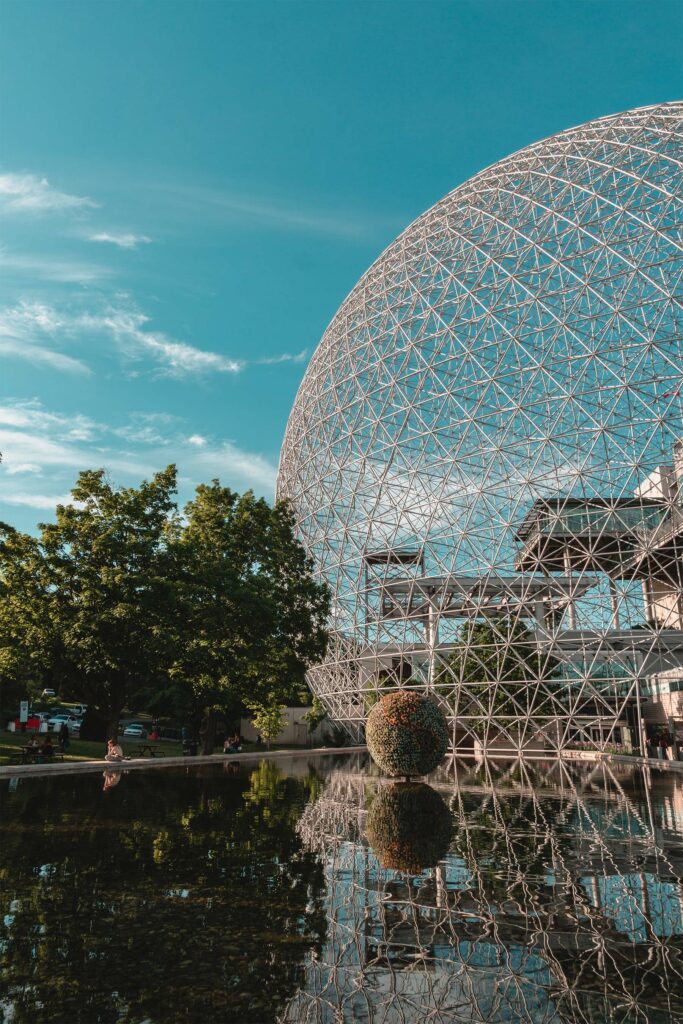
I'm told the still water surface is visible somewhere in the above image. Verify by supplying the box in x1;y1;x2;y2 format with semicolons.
1;754;682;1023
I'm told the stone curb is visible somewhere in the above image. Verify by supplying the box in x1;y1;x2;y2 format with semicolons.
4;744;681;781
0;745;368;779
559;749;683;773
449;750;683;772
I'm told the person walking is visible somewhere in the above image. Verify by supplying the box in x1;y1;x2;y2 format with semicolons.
58;721;70;752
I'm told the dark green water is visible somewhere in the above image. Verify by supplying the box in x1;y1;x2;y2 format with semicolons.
1;755;682;1023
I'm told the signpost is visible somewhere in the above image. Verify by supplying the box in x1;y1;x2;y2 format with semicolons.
19;701;29;724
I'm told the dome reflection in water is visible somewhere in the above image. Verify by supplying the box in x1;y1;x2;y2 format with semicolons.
285;756;683;1024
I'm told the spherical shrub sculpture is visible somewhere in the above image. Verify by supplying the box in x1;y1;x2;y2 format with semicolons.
366;690;449;778
366;783;452;873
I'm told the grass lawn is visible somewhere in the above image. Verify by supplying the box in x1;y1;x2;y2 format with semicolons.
0;730;184;766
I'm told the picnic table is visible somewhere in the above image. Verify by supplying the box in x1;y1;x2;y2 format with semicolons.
19;746;64;765
132;743;165;758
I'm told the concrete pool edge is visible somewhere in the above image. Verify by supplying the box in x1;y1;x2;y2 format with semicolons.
0;745;369;779
445;749;683;773
558;749;683;773
3;744;683;780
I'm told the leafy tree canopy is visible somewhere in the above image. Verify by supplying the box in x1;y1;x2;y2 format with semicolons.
168;481;330;718
245;700;287;750
437;616;559;735
0;468;330;737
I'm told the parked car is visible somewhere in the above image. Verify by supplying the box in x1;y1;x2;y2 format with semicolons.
123;723;148;739
71;704;88;717
48;714;81;733
41;689;56;698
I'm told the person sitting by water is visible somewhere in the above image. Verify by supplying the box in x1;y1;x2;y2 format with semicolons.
38;736;55;762
223;733;242;754
104;739;124;762
23;736;39;762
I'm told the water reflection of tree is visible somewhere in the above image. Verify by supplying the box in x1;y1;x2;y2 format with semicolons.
287;758;683;1024
0;763;327;1024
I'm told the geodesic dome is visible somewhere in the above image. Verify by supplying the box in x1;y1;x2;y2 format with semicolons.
277;102;683;751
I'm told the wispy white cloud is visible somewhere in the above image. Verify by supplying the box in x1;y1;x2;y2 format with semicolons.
257;350;309;366
0;299;304;380
2;491;76;510
0;249;109;284
189;441;277;492
89;231;152;249
0;400;98;440
0;338;91;375
79;309;243;377
0;301;241;379
0;172;96;213
0;426;149;478
113;412;179;445
0;401;151;482
0;305;92;375
153;182;399;240
4;463;42;476
0;400;278;523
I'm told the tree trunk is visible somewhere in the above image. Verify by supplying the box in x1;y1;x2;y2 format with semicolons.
107;709;121;742
199;709;217;755
106;676;126;742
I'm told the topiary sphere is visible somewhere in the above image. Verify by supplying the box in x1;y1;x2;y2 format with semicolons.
366;783;452;873
366;690;449;778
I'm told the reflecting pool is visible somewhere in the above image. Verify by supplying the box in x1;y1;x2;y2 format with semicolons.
1;755;683;1023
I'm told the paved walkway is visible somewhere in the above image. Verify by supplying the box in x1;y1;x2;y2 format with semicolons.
0;745;368;779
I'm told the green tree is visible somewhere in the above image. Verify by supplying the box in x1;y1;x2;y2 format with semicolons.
170;483;330;722
246;700;287;750
0;525;55;713
303;695;327;737
1;471;329;740
438;616;559;737
0;467;180;738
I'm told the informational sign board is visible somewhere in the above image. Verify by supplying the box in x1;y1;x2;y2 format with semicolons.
19;700;29;723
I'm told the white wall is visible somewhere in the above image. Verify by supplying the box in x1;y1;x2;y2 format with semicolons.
240;706;333;746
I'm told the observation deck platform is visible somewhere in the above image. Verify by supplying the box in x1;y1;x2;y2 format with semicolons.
514;497;669;577
374;574;598;622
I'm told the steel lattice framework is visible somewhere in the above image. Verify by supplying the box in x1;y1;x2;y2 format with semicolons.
277;102;683;752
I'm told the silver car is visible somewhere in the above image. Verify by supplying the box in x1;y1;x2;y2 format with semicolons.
48;714;80;733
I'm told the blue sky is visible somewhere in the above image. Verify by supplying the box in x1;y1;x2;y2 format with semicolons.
1;0;681;531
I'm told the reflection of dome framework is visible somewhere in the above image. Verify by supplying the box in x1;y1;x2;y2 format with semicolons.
283;761;683;1023
278;103;683;750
